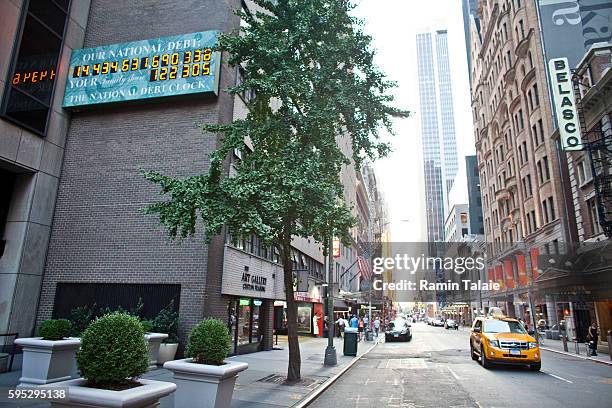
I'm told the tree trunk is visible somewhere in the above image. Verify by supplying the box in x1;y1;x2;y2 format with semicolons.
281;235;301;383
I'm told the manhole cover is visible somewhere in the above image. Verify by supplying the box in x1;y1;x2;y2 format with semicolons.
257;374;321;388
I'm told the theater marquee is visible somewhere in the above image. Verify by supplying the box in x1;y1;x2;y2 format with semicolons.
549;58;582;151
63;31;221;108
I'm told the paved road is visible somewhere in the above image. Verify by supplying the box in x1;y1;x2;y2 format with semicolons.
309;322;612;408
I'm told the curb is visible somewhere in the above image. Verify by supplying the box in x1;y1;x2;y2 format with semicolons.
292;338;381;408
541;347;612;366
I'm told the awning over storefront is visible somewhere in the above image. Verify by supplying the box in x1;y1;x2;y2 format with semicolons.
334;298;349;309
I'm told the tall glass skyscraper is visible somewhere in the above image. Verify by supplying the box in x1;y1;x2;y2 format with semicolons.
416;30;459;242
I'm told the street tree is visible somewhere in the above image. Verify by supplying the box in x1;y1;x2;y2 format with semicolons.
142;0;408;382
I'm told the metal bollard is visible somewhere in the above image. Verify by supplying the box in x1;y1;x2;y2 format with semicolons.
561;335;568;352
574;340;579;354
608;333;612;361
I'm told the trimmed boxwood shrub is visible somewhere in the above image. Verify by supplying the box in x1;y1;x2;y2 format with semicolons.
39;319;72;340
76;313;149;386
151;301;179;343
186;318;231;365
140;319;153;333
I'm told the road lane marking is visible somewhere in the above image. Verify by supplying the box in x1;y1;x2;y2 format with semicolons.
447;366;462;380
545;372;573;383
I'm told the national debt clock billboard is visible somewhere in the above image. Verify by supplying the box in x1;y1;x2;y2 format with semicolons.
63;31;221;108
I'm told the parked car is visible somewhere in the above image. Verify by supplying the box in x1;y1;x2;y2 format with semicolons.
426;317;434;325
433;318;444;327
385;319;412;342
445;319;459;330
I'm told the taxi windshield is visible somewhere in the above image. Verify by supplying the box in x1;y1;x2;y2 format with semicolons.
483;320;526;334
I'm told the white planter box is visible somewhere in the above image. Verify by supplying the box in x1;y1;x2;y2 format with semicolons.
15;337;81;387
41;378;176;408
164;358;248;408
157;343;178;365
144;333;168;369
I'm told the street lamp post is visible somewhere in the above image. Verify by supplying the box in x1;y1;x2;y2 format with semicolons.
324;235;337;366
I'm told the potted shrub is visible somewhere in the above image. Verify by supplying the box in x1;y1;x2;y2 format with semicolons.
42;313;175;408
15;319;80;387
141;319;168;368
152;302;179;364
164;318;248;408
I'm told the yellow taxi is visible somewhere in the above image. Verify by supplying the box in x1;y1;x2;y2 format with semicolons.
470;311;541;371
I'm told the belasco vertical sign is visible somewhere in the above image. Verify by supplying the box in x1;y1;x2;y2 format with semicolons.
548;58;582;151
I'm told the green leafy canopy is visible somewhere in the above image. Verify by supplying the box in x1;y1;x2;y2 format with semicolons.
142;0;409;247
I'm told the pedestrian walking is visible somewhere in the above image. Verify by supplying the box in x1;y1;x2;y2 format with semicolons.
358;317;364;341
373;316;381;337
313;313;320;337
336;316;345;338
323;315;329;338
588;322;599;356
350;314;359;329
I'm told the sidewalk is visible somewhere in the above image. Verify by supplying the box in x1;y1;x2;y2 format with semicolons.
539;337;612;366
0;335;379;408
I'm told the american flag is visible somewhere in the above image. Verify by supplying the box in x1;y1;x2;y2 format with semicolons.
357;256;371;280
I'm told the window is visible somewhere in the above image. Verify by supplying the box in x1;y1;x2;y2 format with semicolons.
588;198;603;235
537;161;544;183
538;119;545;143
542;200;549;224
548;197;556;221
526;212;532;234
237;66;256;103
519;20;525;39
523;174;533;196
528;90;533;111
2;0;70;135
533;84;540;106
577;160;592;185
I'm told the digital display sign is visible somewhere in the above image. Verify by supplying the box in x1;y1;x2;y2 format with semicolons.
63;31;221;108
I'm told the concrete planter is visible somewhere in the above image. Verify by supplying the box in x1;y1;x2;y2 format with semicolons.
163;358;248;408
42;378;176;408
15;337;81;387
157;343;178;365
144;333;168;369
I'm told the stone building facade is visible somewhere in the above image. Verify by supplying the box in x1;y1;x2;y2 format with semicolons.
468;0;572;325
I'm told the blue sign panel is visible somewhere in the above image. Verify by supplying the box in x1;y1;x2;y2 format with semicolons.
63;31;221;108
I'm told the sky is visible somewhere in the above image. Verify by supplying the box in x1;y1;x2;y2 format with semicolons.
353;0;476;242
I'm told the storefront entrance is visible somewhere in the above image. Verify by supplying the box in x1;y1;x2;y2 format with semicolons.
228;297;264;355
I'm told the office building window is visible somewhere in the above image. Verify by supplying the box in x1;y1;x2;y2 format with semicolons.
2;0;70;135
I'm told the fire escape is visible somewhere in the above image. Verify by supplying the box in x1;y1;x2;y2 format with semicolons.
573;70;612;239
586;123;612;238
